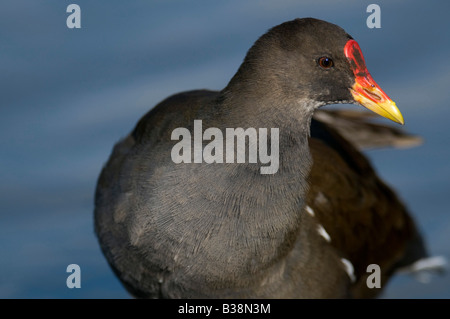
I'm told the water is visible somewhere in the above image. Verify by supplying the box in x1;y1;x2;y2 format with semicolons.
1;0;449;298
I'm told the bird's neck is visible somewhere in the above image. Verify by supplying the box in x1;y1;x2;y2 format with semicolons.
216;86;316;133
196;90;316;265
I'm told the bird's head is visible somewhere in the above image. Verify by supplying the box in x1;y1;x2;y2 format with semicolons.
229;18;404;125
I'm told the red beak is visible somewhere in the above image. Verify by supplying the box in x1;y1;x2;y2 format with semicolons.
344;39;404;125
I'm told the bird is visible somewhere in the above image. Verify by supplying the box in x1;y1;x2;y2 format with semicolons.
94;18;438;298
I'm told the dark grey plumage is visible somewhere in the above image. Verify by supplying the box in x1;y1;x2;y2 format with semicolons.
94;18;428;298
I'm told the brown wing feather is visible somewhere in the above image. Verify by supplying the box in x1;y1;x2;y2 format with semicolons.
306;119;425;298
313;109;423;150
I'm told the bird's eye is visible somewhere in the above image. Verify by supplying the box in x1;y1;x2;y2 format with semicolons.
318;57;334;69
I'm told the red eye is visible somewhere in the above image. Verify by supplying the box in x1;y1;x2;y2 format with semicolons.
318;57;334;69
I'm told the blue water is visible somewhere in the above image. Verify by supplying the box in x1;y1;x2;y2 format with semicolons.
1;1;449;298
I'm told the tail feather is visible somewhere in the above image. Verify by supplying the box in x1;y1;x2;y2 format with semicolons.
313;109;423;150
397;256;447;283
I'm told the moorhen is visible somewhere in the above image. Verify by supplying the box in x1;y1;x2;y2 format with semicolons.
94;18;436;298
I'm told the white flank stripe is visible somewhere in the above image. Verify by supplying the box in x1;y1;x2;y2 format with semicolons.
305;205;315;216
317;224;331;242
341;258;356;283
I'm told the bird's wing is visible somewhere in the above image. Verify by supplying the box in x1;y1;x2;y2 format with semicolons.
305;118;427;298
